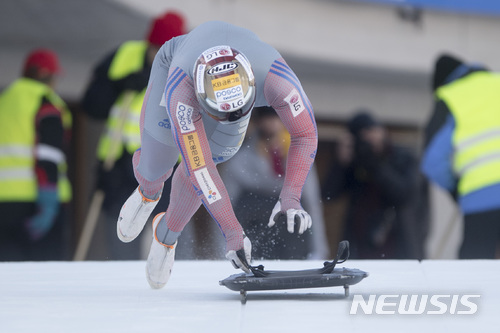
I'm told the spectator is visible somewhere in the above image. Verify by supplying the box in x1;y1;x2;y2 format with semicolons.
80;11;186;259
0;49;72;261
221;106;329;259
422;54;500;259
323;110;422;259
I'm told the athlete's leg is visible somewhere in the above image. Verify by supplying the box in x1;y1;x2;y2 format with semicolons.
133;52;180;198
146;162;203;289
154;162;202;245
117;53;179;242
132;132;178;198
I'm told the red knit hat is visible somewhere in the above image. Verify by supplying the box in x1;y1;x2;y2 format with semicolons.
146;11;186;47
23;48;62;74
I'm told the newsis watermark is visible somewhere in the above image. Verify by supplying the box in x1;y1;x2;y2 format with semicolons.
349;294;480;315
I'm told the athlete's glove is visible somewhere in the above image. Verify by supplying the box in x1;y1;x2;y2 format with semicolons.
268;199;312;234
226;234;252;273
25;187;59;241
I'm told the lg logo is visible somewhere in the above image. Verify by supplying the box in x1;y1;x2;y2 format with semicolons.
219;99;244;112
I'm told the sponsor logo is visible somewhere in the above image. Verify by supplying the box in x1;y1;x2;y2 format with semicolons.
211;74;241;91
215;85;243;102
176;102;195;133
207;62;238;75
284;89;305;117
194;167;221;204
182;132;205;170
220;146;240;156
202;45;233;62
195;64;206;94
218;98;244;112
158;118;171;129
349;294;480;315
208;189;218;200
213;156;225;163
220;103;231;111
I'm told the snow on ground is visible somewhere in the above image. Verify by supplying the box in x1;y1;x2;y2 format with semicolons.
1;259;498;332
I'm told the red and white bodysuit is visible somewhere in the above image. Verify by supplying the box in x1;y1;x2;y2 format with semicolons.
134;21;317;252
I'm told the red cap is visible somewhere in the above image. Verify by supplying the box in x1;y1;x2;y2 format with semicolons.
23;48;62;75
146;11;186;47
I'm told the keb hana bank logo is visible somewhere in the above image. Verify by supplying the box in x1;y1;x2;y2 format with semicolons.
208;189;218;201
349;294;480;315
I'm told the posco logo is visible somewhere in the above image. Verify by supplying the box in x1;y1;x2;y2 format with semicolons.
215;86;243;101
176;102;195;133
207;62;238;75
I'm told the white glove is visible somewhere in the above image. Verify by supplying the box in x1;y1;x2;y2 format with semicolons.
268;200;312;234
225;234;252;273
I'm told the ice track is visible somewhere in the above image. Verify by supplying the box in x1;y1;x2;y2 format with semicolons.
1;260;498;332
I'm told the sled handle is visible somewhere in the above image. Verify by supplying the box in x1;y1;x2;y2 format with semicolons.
250;264;267;277
248;240;350;277
320;240;350;274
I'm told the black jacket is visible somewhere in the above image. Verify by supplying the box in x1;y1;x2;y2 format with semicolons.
323;142;423;259
81;46;150;120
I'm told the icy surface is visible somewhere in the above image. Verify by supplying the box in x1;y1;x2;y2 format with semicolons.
0;260;498;332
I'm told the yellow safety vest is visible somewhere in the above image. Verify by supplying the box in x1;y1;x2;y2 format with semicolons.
0;78;72;202
96;40;147;161
436;71;500;196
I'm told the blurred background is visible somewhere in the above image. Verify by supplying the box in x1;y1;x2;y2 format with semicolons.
1;0;499;260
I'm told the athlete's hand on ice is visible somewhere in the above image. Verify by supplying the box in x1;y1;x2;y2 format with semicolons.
268;199;312;234
226;234;252;273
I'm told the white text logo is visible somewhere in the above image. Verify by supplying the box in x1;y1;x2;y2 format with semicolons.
350;294;480;315
284;89;305;117
194;167;221;204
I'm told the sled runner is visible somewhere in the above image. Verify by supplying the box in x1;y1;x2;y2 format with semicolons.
219;240;368;304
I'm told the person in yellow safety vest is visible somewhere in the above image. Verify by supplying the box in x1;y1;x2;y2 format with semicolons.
422;54;500;259
81;11;186;260
0;49;72;261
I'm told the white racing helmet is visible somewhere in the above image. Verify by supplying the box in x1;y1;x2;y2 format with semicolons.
193;45;256;123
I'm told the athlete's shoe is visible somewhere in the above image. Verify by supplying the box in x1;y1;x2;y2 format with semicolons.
117;186;161;243
146;213;177;289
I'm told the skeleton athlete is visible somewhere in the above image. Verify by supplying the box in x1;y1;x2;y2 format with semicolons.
117;21;318;288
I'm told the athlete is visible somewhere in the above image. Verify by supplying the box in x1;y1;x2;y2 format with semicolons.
117;21;318;289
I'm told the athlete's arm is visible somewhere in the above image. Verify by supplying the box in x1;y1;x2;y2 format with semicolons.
164;68;245;252
264;58;318;233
